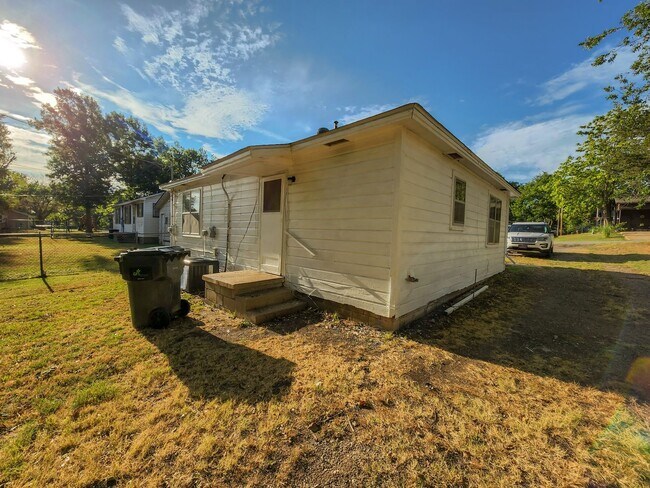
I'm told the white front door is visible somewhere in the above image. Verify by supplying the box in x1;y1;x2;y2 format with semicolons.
259;176;285;275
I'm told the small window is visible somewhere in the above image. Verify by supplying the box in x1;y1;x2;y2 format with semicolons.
124;205;132;224
453;178;466;225
487;195;502;244
263;179;282;213
136;202;144;218
182;189;201;235
152;203;160;218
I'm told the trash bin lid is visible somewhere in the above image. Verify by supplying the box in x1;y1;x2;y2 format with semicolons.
184;256;220;265
114;246;190;262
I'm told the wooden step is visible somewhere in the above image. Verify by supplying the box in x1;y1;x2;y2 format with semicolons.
246;299;307;325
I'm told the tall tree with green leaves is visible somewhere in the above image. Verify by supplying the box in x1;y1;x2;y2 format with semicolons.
31;89;113;232
510;173;558;225
106;112;166;199
581;0;650;104
0;117;18;211
158;142;209;182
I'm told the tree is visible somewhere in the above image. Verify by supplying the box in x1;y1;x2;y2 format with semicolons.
581;0;650;104
106;112;166;199
0;117;17;210
106;113;209;199
18;180;57;221
158;142;209;182
31;89;113;233
510;173;558;225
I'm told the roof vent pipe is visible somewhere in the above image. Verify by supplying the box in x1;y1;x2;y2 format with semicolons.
334;120;339;129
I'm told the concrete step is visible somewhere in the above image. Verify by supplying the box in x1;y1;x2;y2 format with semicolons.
246;299;307;324
203;271;284;297
238;287;295;312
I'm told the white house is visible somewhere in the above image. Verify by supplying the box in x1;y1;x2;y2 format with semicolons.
112;192;166;244
161;104;519;329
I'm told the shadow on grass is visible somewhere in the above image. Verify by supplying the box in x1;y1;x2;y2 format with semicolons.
263;308;324;335
554;252;650;264
401;265;650;401
141;317;295;403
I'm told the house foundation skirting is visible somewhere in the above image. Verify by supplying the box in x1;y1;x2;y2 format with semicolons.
295;279;490;331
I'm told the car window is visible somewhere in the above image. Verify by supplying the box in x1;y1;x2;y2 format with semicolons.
509;224;548;233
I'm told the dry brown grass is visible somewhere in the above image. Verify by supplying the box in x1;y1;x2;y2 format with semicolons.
0;240;648;487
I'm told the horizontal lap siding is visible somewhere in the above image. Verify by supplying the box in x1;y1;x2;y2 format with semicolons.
285;140;397;317
172;176;260;271
395;130;508;317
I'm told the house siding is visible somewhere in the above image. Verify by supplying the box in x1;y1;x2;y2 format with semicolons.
394;129;508;318
172;176;260;270
284;134;399;317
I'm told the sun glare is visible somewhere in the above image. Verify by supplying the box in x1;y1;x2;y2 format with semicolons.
0;37;27;69
0;20;38;70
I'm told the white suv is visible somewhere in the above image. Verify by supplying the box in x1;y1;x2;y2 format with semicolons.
507;222;554;257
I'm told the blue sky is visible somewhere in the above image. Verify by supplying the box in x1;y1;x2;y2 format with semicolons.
0;0;638;182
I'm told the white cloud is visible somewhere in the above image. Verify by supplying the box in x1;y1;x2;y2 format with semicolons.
338;104;398;125
5;74;34;86
113;36;129;55
6;125;51;178
472;112;593;181
536;48;636;105
74;75;178;136
76;74;266;141
103;1;280;141
0;21;40;49
27;87;57;107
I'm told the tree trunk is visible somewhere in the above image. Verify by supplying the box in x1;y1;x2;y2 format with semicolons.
602;205;609;226
84;205;93;234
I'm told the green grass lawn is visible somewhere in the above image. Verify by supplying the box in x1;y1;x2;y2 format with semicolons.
0;235;146;281
0;240;648;486
555;232;625;242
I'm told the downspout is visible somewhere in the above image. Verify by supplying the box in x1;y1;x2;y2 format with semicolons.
221;175;232;271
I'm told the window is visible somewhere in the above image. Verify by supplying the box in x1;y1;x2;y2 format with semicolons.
124;205;132;224
182;189;201;235
114;207;121;222
152;203;160;218
452;178;466;225
487;195;502;244
136;202;144;218
263;179;282;213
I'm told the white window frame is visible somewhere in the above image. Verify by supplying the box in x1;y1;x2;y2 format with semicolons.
486;194;503;245
181;189;202;237
450;174;467;230
124;205;132;225
136;202;144;218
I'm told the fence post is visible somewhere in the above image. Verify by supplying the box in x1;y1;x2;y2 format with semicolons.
38;232;46;278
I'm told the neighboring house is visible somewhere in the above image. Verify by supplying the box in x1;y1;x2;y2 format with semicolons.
614;198;650;231
161;103;519;329
0;209;35;232
112;193;164;243
154;192;171;245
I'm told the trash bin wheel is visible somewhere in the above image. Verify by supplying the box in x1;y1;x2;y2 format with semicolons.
179;299;191;317
149;307;171;329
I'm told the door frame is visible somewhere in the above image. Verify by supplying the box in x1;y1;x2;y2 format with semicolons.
258;174;287;275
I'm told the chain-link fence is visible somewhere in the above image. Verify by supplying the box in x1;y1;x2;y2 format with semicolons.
0;232;166;281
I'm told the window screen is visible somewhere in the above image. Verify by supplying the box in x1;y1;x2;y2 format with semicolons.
453;178;466;225
182;190;201;235
263;179;282;213
488;195;502;244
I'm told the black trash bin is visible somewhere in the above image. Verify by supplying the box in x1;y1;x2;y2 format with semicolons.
114;246;190;328
181;256;220;294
